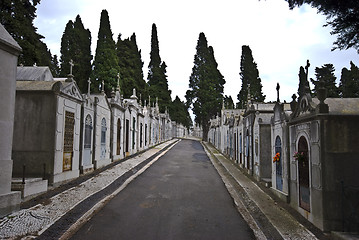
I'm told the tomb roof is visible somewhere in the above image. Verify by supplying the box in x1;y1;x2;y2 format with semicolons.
0;23;21;53
16;80;58;91
314;98;359;115
17;66;53;81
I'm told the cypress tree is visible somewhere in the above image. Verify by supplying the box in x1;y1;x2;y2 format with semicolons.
117;33;148;102
237;45;265;108
50;54;60;77
60;20;75;76
147;23;172;112
224;95;235;109
311;64;339;98
186;32;225;141
339;61;359;98
73;15;92;92
0;0;52;67
170;96;192;129
92;9;119;95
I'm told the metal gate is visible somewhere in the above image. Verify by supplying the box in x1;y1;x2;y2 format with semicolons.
63;111;75;171
101;118;106;159
83;114;92;166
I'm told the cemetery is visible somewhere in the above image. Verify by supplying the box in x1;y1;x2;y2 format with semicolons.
208;67;359;232
0;23;187;218
1;0;359;234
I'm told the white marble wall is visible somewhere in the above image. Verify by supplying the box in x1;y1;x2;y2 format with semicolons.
0;24;22;217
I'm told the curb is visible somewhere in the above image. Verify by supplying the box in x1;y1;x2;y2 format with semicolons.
201;141;319;240
201;141;268;240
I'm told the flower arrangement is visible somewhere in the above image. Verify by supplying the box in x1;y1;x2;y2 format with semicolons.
273;152;280;163
293;152;305;161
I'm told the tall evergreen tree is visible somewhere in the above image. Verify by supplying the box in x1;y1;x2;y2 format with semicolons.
147;23;172;112
224;95;235;109
0;0;52;66
50;54;60;77
117;33;148;102
311;64;339;97
237;45;265;108
170;96;192;129
92;10;119;95
60;20;75;75
186;32;225;141
60;15;92;92
339;61;359;98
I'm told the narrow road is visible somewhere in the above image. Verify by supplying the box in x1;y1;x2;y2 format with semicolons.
70;139;255;240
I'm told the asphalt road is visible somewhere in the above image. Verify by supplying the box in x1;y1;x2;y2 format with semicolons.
70;139;255;240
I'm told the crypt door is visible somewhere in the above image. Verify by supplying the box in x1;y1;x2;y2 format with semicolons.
298;136;310;211
234;133;237;163
63;111;75;171
83;115;92;166
125;119;129;154
246;130;250;169
101;118;106;159
117;119;121;155
275;136;283;191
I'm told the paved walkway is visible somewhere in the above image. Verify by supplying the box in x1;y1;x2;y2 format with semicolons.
1;138;354;240
0;139;178;239
202;141;318;240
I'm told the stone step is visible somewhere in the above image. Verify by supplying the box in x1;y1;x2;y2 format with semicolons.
11;178;48;199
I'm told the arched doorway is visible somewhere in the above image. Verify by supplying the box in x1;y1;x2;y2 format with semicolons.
117;119;121;155
275;136;283;191
101;118;106;159
84;115;92;166
298;136;310;211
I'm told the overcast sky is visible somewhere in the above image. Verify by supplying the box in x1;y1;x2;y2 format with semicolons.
34;0;358;103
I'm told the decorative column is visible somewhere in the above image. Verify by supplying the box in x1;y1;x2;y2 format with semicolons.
0;24;22;217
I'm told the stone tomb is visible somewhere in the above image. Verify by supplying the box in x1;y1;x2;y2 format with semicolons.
13;67;83;185
109;85;125;161
0;23;22;217
271;102;292;201
289;91;359;232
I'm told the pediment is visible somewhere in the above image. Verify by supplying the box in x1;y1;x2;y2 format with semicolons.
291;94;316;119
60;81;83;102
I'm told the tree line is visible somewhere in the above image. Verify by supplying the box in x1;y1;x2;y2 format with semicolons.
1;0;359;140
0;3;191;130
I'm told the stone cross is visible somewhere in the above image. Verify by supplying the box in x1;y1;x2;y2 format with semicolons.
69;59;74;75
117;72;120;91
87;78;91;96
276;83;280;102
101;79;105;93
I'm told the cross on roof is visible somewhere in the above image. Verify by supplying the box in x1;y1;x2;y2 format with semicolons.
101;79;105;93
87;78;91;96
117;72;120;91
276;83;280;102
69;59;74;75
